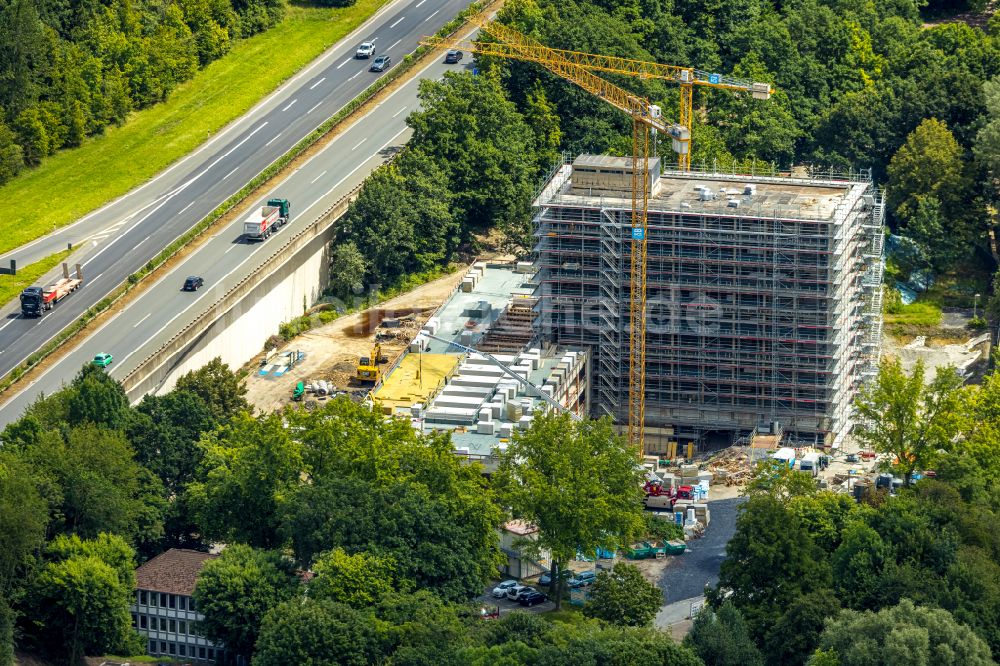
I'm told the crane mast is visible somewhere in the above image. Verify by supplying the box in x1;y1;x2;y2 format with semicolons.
423;13;772;451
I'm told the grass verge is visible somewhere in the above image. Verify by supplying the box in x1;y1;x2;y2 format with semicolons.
0;0;391;256
0;250;72;309
884;301;944;336
0;1;491;398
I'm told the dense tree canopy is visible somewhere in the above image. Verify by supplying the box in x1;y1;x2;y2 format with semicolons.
494;413;646;609
0;0;284;184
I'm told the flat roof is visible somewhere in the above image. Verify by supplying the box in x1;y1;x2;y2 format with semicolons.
550;156;870;221
423;268;534;354
373;353;460;413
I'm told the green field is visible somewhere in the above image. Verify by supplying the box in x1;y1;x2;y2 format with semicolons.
0;250;72;309
0;0;390;257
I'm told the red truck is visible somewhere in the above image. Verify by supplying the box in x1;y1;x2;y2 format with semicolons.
20;264;83;317
242;198;291;241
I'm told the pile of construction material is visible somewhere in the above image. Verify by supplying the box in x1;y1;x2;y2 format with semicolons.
705;446;753;487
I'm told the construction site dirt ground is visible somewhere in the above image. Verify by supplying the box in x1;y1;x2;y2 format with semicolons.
243;266;469;412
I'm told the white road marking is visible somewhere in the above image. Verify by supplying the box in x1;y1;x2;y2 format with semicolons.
389;16;405;28
416;0;425;6
90;234;111;241
281;99;297;112
352;139;366;151
265;132;283;147
225;245;238;254
82;122;269;269
349;71;362;81
310;170;328;184
309;77;326;90
337;58;353;69
392;105;407;118
423;9;439;21
133;313;151;328
0;319;17;333
223;167;239;180
388;39;401;51
179;201;196;215
307;101;323;115
131;236;150;251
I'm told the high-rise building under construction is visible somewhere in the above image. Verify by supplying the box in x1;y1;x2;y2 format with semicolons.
532;155;884;451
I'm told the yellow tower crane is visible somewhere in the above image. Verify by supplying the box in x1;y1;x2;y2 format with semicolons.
423;12;772;450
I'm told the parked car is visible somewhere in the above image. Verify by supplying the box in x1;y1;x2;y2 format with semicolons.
92;353;113;368
519;591;548;607
539;569;571;587
183;276;204;291
568;570;597;588
491;580;518;598
370;55;391;72
445;49;463;63
356;42;375;58
505;583;530;600
513;586;537;602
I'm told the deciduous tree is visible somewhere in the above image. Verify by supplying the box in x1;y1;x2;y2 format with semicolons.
854;357;966;485
583;563;662;627
252;598;382;666
810;599;994;666
27;534;143;664
193;545;299;659
685;601;765;666
494;413;645;608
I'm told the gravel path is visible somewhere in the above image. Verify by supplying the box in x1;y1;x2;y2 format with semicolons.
657;497;743;603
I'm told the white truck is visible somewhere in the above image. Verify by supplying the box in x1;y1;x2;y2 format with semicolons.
242;198;290;241
798;452;821;477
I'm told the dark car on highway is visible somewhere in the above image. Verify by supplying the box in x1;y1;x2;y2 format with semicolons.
518;591;547;607
183;276;204;291
445;50;463;64
370;55;392;72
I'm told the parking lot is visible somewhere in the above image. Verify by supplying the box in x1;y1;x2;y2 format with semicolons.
476;581;557;616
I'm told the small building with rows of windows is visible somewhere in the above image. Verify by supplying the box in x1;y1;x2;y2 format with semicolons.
130;548;227;663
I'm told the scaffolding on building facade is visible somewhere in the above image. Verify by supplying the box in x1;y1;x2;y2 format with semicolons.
532;157;884;450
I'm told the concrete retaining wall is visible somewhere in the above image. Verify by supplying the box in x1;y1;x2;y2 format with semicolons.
121;186;359;401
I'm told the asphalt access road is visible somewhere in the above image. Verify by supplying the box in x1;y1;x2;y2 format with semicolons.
658;497;743;603
0;0;471;382
0;49;479;426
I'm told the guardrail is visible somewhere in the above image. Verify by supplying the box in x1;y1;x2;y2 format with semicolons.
121;180;369;394
0;0;494;399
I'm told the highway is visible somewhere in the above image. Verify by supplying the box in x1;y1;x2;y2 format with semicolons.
0;0;470;382
0;50;477;426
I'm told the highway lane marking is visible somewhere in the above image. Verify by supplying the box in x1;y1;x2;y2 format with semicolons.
310;170;328;184
281;99;298;112
131;236;150;251
223;167;239;180
0;1;437;406
265;132;283;147
0;0;419;268
133;313;151;328
388;39;401;51
416;0;425;6
225;245;238;254
389;15;405;28
392;105;407;118
352;139;366;151
307;101;323;115
349;71;362;81
82;122;269;269
122;130;414;370
423;9;439;21
179;202;196;215
309;77;326;90
0;319;17;333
